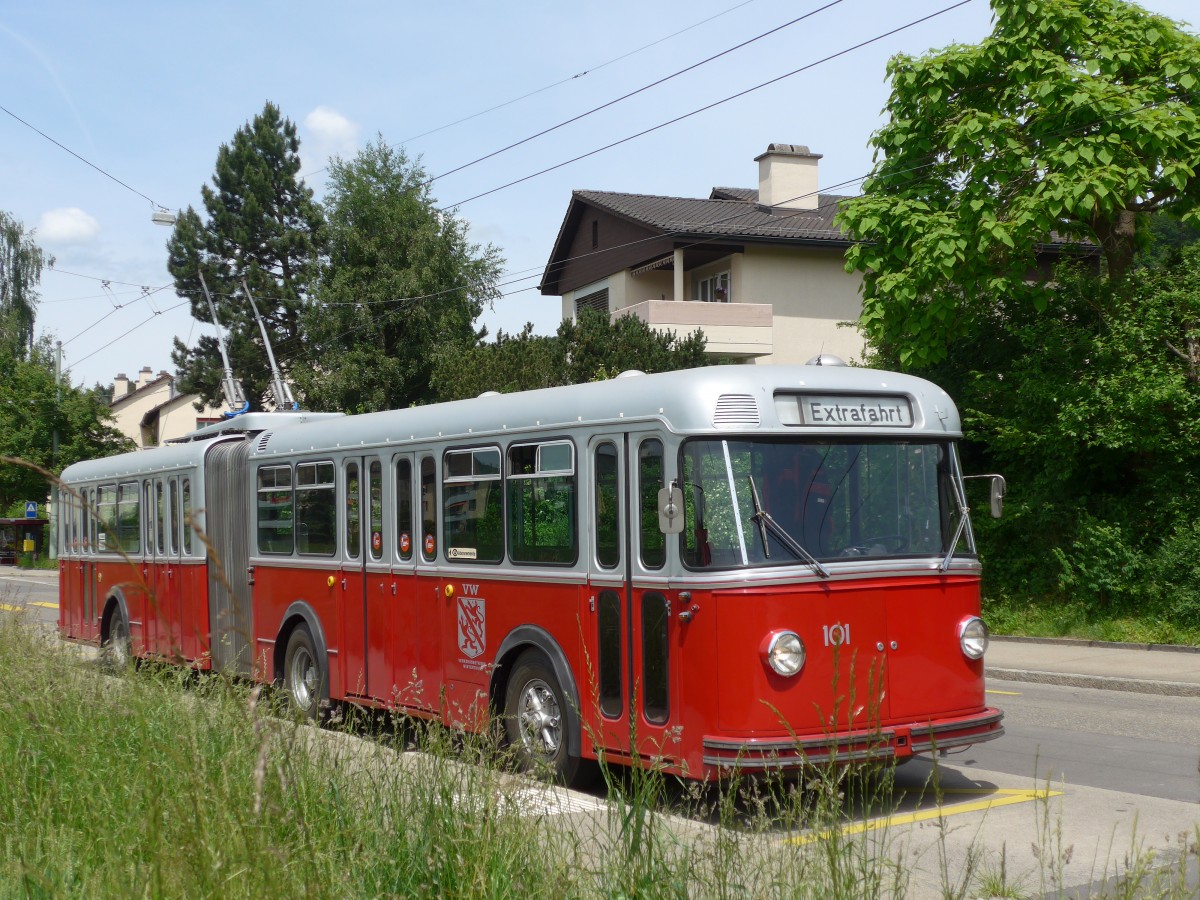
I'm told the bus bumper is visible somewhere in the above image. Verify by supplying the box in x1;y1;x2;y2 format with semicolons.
701;707;1004;773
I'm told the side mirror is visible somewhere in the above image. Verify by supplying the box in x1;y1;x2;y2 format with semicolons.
989;474;1006;519
658;484;684;534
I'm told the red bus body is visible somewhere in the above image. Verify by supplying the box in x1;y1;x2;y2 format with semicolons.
59;364;1002;781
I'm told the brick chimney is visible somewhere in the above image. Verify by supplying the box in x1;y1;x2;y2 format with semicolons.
136;366;154;388
112;373;130;399
755;143;821;211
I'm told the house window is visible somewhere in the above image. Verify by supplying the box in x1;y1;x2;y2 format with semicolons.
694;271;730;303
591;220;599;249
574;288;609;317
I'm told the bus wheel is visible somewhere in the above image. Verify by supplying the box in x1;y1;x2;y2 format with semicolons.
284;626;322;720
504;652;578;785
101;605;131;672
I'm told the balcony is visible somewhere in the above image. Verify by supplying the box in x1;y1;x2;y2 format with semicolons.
616;300;773;358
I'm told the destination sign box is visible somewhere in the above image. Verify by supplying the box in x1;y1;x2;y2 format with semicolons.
776;394;914;427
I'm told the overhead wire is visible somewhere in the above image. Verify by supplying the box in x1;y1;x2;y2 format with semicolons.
301;0;765;179
425;0;847;186
443;0;976;208
0;102;171;213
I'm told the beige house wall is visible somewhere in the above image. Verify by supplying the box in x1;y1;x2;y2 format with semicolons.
738;245;866;365
110;372;223;449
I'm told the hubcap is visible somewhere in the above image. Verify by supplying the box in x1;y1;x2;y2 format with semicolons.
517;678;561;755
290;646;316;710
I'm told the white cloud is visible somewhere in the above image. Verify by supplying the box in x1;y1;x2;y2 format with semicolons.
37;207;101;244
303;106;360;163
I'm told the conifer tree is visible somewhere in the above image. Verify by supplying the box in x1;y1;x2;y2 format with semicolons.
167;101;325;410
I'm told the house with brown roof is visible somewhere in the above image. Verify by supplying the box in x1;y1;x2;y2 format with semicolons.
110;367;224;449
539;143;866;366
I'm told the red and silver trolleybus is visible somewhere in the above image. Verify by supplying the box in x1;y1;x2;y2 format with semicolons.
59;363;1003;783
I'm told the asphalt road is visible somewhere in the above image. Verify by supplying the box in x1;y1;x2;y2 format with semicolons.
963;679;1200;804
0;570;59;628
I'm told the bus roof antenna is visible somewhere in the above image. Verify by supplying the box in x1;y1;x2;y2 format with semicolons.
197;271;249;416
242;277;298;411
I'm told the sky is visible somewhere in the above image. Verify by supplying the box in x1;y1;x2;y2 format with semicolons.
2;0;1196;391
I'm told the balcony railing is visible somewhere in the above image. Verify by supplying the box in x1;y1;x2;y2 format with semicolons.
616;300;773;357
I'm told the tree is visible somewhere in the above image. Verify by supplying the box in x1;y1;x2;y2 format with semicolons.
296;140;502;413
0;340;132;510
0;211;52;360
434;309;712;401
839;0;1200;366
168;101;325;410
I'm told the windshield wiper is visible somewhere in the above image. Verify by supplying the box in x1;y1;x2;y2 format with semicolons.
747;476;830;578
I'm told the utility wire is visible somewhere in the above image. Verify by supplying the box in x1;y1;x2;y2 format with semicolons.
426;0;846;186
70;299;191;367
402;0;762;146
444;0;975;208
0;102;170;212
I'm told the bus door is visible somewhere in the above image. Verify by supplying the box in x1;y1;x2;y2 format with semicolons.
586;434;681;769
342;456;398;702
340;459;367;697
390;454;422;708
414;454;443;712
150;476;181;659
68;488;98;641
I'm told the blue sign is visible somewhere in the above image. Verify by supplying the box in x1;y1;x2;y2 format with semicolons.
24;501;37;519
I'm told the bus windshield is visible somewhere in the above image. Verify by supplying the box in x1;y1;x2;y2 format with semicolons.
680;438;971;569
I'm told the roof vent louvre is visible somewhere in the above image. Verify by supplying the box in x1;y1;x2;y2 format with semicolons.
256;431;273;453
713;394;760;428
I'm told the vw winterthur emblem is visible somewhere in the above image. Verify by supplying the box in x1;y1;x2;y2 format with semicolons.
457;596;486;659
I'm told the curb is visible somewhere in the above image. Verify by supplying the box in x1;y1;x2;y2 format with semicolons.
986;666;1200;698
991;634;1200;655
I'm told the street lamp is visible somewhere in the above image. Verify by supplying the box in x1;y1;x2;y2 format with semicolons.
151;209;177;226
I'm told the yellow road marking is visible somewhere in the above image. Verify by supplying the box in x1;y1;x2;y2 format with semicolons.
30;601;58;609
0;603;22;612
788;787;1061;846
987;689;1022;696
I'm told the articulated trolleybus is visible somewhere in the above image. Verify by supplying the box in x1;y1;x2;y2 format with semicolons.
59;362;1003;784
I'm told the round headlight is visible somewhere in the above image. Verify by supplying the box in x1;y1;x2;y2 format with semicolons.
959;616;989;660
764;631;806;677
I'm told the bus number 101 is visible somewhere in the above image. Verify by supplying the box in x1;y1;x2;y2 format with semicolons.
823;623;851;647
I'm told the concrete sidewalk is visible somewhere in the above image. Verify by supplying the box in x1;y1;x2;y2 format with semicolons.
987;634;1200;697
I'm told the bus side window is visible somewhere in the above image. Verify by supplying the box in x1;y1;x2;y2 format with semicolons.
507;440;576;565
420;457;436;561
368;460;383;562
638;439;666;570
295;462;335;556
118;481;141;553
443;447;502;563
181;478;193;556
594;442;620;569
396;459;413;561
257;465;295;555
346;461;361;559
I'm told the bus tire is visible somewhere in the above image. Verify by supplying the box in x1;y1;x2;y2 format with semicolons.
284;625;323;720
101;603;131;672
504;650;579;785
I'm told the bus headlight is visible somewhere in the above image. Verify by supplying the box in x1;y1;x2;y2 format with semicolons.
763;631;806;677
959;617;989;660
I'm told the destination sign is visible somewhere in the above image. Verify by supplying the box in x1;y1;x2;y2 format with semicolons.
776;394;914;428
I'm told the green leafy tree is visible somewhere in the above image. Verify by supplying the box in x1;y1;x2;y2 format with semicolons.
0;341;132;509
297;139;502;413
912;235;1200;633
434;309;711;401
0;211;52;360
168;101;325;410
839;0;1200;366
